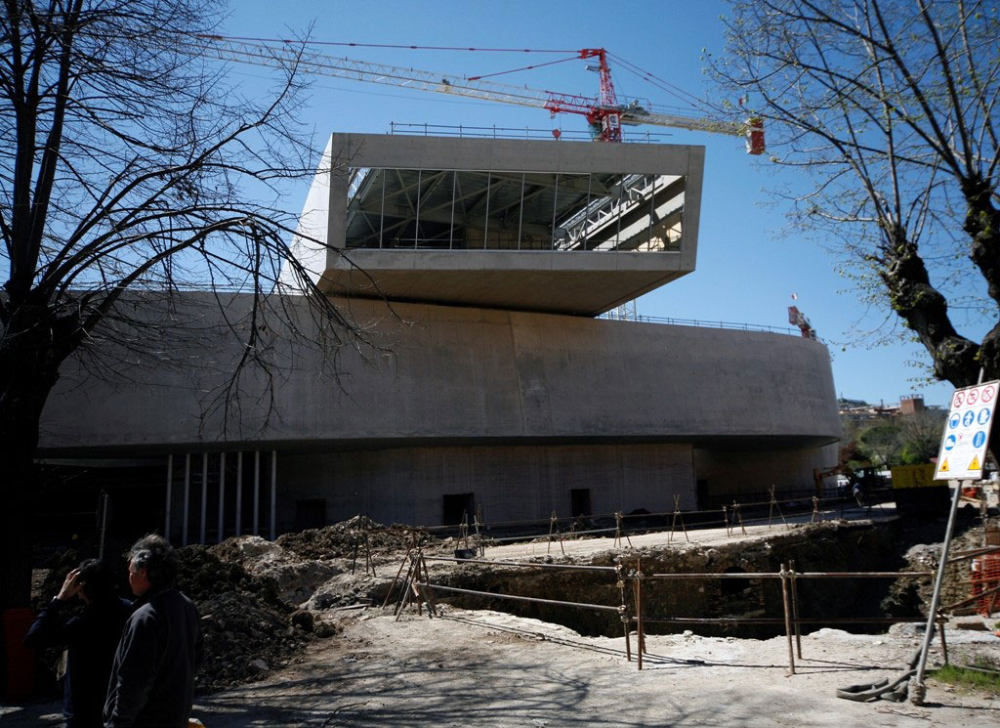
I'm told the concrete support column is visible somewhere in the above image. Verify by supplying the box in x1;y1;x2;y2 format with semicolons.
200;452;208;545
164;454;173;540
235;452;243;536
182;453;191;546
218;452;226;544
253;450;260;536
270;450;277;541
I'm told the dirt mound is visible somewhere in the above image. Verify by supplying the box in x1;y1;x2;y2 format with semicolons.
176;545;310;692
275;515;431;560
173;517;432;691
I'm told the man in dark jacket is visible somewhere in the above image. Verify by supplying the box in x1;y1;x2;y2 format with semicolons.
104;534;201;728
25;559;131;728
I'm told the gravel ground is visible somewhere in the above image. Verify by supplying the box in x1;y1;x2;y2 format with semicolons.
5;502;997;727
5;607;996;727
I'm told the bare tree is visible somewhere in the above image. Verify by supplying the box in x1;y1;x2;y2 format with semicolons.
711;0;999;389
1;1;357;608
898;408;947;463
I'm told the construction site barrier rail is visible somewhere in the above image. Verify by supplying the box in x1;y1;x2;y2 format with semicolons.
418;485;883;552
638;565;937;674
389;549;981;676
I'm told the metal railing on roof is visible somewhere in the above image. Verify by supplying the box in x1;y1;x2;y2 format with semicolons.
600;312;800;337
388;121;675;144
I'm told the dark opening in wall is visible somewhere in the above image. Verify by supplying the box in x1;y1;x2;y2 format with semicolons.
696;479;709;508
443;493;475;527
571;488;592;517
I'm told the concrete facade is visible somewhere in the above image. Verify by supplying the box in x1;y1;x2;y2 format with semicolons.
40;295;838;450
36;133;841;543
39;294;839;538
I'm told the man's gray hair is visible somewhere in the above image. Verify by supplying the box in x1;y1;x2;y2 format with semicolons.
129;533;178;590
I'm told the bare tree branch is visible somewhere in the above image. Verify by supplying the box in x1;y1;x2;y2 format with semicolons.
0;0;366;608
711;0;998;388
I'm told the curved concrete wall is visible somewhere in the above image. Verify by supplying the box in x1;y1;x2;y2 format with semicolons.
39;293;840;450
39;293;841;527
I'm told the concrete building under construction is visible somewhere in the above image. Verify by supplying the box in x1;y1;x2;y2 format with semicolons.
38;132;841;544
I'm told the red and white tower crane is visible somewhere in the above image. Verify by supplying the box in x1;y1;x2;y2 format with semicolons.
188;35;765;153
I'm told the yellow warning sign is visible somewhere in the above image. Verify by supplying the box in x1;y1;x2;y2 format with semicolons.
939;459;949;472
968;455;980;471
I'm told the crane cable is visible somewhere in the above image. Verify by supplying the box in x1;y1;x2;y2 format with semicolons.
195;34;580;55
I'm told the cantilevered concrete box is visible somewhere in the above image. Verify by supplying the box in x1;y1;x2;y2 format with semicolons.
283;133;704;316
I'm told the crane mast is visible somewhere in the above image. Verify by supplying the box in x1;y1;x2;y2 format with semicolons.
189;35;763;152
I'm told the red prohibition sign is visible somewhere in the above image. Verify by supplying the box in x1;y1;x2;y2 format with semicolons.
982;386;996;403
968;389;980;405
953;391;965;408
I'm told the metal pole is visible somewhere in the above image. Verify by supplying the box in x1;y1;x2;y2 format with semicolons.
790;559;802;659
379;167;386;248
635;562;644;671
182;453;191;546
449;171;455;249
253;450;260;536
235;452;243;537
200;452;208;545
415;169;422;248
550;173;558;250
217;452;226;543
621;561;631;664
270;450;277;541
911;477;965;703
937;616;949;666
164;454;173;539
517;173;524;249
780;563;795;675
483;171;490;248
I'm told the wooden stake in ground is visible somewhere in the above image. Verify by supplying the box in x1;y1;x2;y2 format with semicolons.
668;495;689;544
768;485;788;529
547;511;565;555
613;512;633;549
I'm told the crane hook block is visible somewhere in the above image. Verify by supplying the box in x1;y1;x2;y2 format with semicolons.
745;117;765;155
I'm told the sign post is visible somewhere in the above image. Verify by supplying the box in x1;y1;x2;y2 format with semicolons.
910;380;998;704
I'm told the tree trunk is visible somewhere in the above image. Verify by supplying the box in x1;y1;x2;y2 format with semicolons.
0;386;48;610
0;429;39;610
963;176;1000;311
879;224;981;387
0;302;78;609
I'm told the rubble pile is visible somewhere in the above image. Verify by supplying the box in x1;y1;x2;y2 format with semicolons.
899;516;990;615
208;535;344;606
275;514;432;560
176;545;310;692
172;517;432;691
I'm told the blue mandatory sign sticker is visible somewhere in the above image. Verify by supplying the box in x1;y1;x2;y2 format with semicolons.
963;410;976;427
974;431;987;448
978;408;992;425
945;434;957;451
950;414;961;429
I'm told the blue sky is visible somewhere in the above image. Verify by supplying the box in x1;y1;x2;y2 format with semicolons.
215;0;983;408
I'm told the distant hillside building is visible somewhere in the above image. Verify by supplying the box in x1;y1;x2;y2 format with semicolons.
38;133;841;544
839;395;928;423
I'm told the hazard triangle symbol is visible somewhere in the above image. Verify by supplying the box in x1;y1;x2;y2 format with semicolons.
969;455;980;470
940;459;950;472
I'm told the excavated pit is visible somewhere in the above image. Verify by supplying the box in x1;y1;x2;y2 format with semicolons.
415;512;986;640
27;511;991;697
